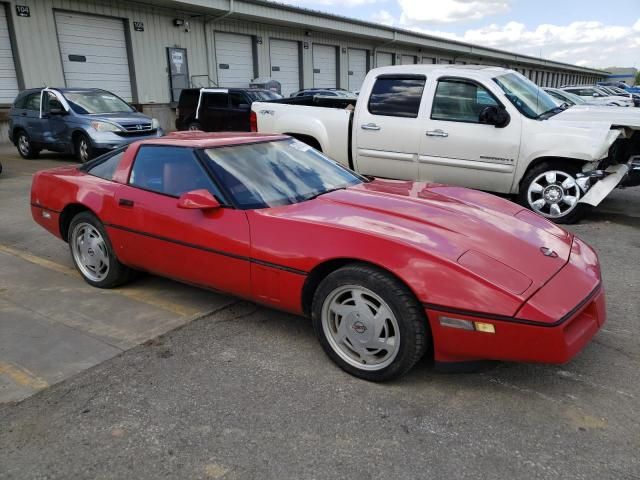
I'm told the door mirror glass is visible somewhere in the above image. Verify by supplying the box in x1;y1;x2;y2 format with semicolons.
177;189;221;210
479;105;511;128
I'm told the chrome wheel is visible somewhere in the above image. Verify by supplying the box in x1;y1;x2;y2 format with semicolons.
71;222;110;282
527;170;581;219
321;285;400;371
18;134;29;156
78;138;89;162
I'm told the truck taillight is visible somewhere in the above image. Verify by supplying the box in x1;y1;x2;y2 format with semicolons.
250;111;257;132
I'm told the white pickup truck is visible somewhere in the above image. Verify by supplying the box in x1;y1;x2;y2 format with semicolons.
252;65;640;223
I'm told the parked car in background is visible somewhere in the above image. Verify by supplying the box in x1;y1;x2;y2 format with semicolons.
560;86;634;107
598;81;640;94
599;86;640;107
253;65;640;223
175;88;282;132
8;88;163;162
30;131;606;381
290;88;358;99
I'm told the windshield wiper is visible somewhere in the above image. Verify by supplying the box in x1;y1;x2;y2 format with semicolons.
537;106;565;119
303;186;347;202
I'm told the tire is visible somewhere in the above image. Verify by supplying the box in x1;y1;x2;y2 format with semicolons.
311;264;429;382
16;130;40;159
68;211;133;288
74;133;94;163
518;160;588;224
187;122;202;131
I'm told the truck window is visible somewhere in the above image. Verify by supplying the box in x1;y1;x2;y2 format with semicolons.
431;79;498;123
367;76;426;118
230;92;248;108
203;93;228;108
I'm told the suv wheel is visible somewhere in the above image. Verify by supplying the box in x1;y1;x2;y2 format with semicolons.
16;131;40;159
75;134;94;163
187;122;202;131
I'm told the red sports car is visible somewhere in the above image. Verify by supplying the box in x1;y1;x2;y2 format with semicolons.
30;132;606;381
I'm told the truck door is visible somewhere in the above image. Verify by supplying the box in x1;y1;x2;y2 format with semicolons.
353;74;425;180
418;76;521;193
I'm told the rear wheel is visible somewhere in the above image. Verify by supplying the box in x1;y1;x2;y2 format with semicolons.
187;122;202;131
16;131;40;159
68;212;133;288
519;161;588;224
312;264;428;382
74;133;94;163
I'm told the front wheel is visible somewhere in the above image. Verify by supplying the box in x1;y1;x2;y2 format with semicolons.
74;133;94;163
312;264;429;382
518;161;588;224
187;122;202;131
68;212;134;288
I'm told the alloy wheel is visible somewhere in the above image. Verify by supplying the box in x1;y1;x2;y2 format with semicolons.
71;222;110;282
321;285;400;371
18;134;29;156
527;170;581;219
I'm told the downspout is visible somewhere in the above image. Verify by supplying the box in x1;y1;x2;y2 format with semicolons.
373;30;397;68
203;0;235;86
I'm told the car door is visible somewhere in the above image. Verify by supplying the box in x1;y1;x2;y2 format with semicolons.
23;92;47;143
228;91;251;131
353;74;426;180
41;91;70;151
110;145;251;297
417;76;521;193
200;92;230;131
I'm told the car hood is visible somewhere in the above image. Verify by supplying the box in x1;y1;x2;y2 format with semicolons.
276;179;574;296
88;112;153;126
553;106;640;129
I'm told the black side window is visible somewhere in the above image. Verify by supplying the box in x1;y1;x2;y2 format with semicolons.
13;94;27;109
431;80;498;123
229;92;249;108
86;149;126;181
178;90;199;108
368;76;426;118
203;93;228;108
24;93;41;111
129;146;225;200
43;92;63;113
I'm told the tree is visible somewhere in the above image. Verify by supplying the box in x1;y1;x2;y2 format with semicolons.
635;71;640;86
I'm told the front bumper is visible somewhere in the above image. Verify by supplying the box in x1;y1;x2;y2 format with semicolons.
90;128;164;150
428;237;605;365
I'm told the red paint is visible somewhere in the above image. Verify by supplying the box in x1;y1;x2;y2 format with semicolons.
30;133;606;366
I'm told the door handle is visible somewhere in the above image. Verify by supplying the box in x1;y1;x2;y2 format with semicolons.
426;129;448;137
361;123;381;131
118;198;134;207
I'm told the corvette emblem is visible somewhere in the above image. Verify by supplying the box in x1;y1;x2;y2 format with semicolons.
352;321;367;334
540;247;558;258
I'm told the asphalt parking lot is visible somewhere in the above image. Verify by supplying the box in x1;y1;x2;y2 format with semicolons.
0;146;639;479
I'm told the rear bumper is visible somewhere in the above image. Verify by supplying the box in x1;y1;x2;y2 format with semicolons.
428;235;605;365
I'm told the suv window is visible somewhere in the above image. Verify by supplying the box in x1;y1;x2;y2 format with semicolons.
203;93;228;109
368;76;426;118
43;92;64;113
85;148;126;181
24;92;41;111
13;93;28;109
178;89;200;108
431;79;498;123
229;92;248;108
129;146;224;200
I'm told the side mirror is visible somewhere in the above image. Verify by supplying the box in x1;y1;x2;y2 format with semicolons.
177;189;221;210
479;105;510;128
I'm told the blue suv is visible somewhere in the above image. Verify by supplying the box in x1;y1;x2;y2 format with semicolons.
8;88;163;162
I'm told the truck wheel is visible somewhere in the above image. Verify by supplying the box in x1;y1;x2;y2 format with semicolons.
311;264;428;382
16;131;40;159
519;161;588;224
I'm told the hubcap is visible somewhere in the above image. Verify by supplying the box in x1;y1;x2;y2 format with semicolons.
18;135;29;155
71;223;109;282
321;285;400;371
527;170;580;219
79;140;88;162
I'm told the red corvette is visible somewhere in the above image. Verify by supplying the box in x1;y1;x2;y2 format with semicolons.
30;132;605;381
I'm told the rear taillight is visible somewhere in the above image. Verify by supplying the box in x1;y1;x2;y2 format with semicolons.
250;111;257;132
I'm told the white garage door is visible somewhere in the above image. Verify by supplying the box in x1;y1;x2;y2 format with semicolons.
313;44;337;88
55;12;132;101
347;49;367;92
422;57;436;64
215;32;254;87
269;39;300;97
0;6;18;104
401;55;416;65
376;52;393;68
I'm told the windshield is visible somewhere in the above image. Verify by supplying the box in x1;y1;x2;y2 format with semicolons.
493;73;558;119
546;90;574;106
204;138;364;209
63;90;134;114
245;90;282;101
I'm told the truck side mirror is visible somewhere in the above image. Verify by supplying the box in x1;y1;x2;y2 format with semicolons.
479;105;510;128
